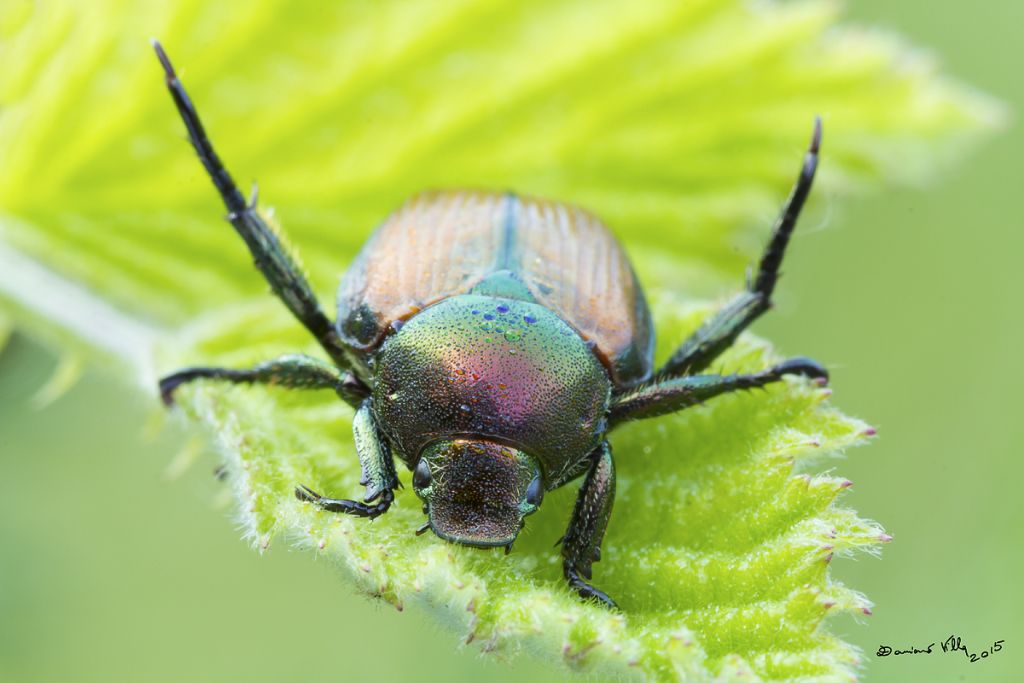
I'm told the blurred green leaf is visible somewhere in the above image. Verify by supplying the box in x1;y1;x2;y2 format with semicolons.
0;0;1002;680
0;0;1002;325
0;312;10;354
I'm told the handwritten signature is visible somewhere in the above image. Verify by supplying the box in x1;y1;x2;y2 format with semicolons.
876;635;1004;663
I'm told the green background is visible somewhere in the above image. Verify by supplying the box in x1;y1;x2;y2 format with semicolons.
0;2;1019;682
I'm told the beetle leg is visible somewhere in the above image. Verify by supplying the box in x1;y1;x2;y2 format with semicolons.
159;354;369;409
561;441;617;609
547;456;596;491
609;357;827;425
151;42;362;375
654;118;821;380
295;485;393;518
296;400;399;518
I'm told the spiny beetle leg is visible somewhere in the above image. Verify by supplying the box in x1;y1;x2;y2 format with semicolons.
561;441;617;609
158;354;369;409
655;118;822;380
609;356;828;425
351;400;400;504
295;485;393;519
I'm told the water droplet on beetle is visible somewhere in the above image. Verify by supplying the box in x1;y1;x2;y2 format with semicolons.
496;304;509;314
483;313;495;321
504;330;521;342
459;404;471;414
523;314;537;325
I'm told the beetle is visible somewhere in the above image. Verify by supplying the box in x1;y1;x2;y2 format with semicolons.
153;41;828;609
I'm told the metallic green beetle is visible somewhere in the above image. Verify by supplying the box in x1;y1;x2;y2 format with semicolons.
154;42;828;608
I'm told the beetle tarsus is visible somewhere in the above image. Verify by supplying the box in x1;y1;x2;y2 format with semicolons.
295;484;394;519
653;117;823;380
565;565;618;609
158;366;245;406
772;356;828;385
158;373;187;406
151;41;358;373
753;115;821;298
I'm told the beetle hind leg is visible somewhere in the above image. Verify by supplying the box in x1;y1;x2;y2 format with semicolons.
151;41;359;373
655;118;822;380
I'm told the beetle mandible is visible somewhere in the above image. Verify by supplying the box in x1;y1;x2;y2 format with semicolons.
153;42;828;608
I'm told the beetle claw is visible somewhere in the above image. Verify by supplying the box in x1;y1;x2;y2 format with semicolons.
158;373;187;406
565;566;617;609
295;484;321;503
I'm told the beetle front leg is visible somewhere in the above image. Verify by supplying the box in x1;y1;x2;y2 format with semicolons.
561;441;617;609
296;400;399;520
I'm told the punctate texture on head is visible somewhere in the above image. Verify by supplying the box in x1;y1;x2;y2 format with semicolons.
419;439;537;547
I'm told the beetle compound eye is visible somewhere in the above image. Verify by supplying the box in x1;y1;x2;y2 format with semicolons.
413;459;432;490
525;475;544;507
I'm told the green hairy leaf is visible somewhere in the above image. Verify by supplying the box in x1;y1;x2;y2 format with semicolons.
0;0;1001;680
169;300;881;680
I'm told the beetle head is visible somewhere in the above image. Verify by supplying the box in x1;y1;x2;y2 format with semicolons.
413;439;544;548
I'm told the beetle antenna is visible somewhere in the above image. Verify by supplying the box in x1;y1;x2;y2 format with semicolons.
414;522;430;536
